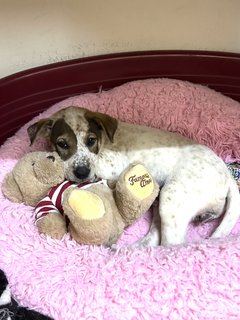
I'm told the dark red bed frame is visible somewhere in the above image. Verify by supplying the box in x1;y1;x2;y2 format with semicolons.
1;50;240;146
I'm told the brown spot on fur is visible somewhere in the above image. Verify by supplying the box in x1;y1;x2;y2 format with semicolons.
85;110;118;143
55;107;89;133
85;118;103;154
50;119;77;160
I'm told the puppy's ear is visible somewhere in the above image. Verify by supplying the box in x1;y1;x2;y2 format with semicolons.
2;173;23;203
85;111;118;143
27;119;53;145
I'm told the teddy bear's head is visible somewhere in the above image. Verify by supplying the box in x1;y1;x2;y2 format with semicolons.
2;152;65;206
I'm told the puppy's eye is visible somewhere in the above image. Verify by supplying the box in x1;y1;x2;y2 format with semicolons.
56;139;69;150
86;136;97;147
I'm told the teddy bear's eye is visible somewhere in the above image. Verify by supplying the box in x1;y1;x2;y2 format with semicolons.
56;139;69;150
32;162;35;166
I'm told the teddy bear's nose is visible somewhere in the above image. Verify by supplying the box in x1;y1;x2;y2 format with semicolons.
47;155;55;162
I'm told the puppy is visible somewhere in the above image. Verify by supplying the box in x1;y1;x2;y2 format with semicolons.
28;106;240;246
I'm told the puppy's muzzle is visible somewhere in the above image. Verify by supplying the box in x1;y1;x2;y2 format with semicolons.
73;165;91;180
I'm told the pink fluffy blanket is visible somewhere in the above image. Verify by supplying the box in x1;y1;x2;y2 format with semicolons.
0;79;240;320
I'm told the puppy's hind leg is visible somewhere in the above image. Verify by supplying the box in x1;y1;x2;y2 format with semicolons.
160;210;190;246
134;183;194;247
159;183;195;246
134;201;162;247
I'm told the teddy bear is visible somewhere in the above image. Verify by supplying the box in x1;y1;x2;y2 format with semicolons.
2;151;159;246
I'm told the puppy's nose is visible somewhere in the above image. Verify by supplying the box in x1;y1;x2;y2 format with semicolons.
47;155;55;162
74;166;90;180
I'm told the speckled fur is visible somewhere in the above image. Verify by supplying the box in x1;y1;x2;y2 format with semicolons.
29;106;240;246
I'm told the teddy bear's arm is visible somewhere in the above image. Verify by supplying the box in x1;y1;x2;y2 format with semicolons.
35;194;62;222
34;181;73;239
35;180;74;223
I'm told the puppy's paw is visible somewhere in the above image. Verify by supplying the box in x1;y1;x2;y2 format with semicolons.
133;234;161;248
193;211;217;224
111;243;121;251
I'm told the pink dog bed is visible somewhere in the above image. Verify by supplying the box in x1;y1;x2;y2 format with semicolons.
1;78;240;319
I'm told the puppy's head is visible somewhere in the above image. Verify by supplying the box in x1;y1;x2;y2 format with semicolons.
27;107;118;182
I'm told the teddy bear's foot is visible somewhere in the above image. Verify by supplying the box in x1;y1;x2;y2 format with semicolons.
64;187;124;246
37;212;67;240
116;163;159;225
68;189;106;220
124;163;155;200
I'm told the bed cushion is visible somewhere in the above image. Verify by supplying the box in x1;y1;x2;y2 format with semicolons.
0;78;240;319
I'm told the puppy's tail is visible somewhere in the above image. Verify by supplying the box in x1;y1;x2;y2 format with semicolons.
211;179;240;239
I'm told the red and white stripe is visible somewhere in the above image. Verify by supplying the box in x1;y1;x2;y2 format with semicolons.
35;179;107;223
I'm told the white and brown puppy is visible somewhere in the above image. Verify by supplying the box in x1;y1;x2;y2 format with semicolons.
28;106;240;247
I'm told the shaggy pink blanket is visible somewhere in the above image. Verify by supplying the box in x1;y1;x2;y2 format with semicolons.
0;79;240;320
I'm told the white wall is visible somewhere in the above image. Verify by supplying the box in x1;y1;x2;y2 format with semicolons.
0;0;240;78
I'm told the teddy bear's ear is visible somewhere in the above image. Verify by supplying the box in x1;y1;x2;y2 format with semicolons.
2;172;23;203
